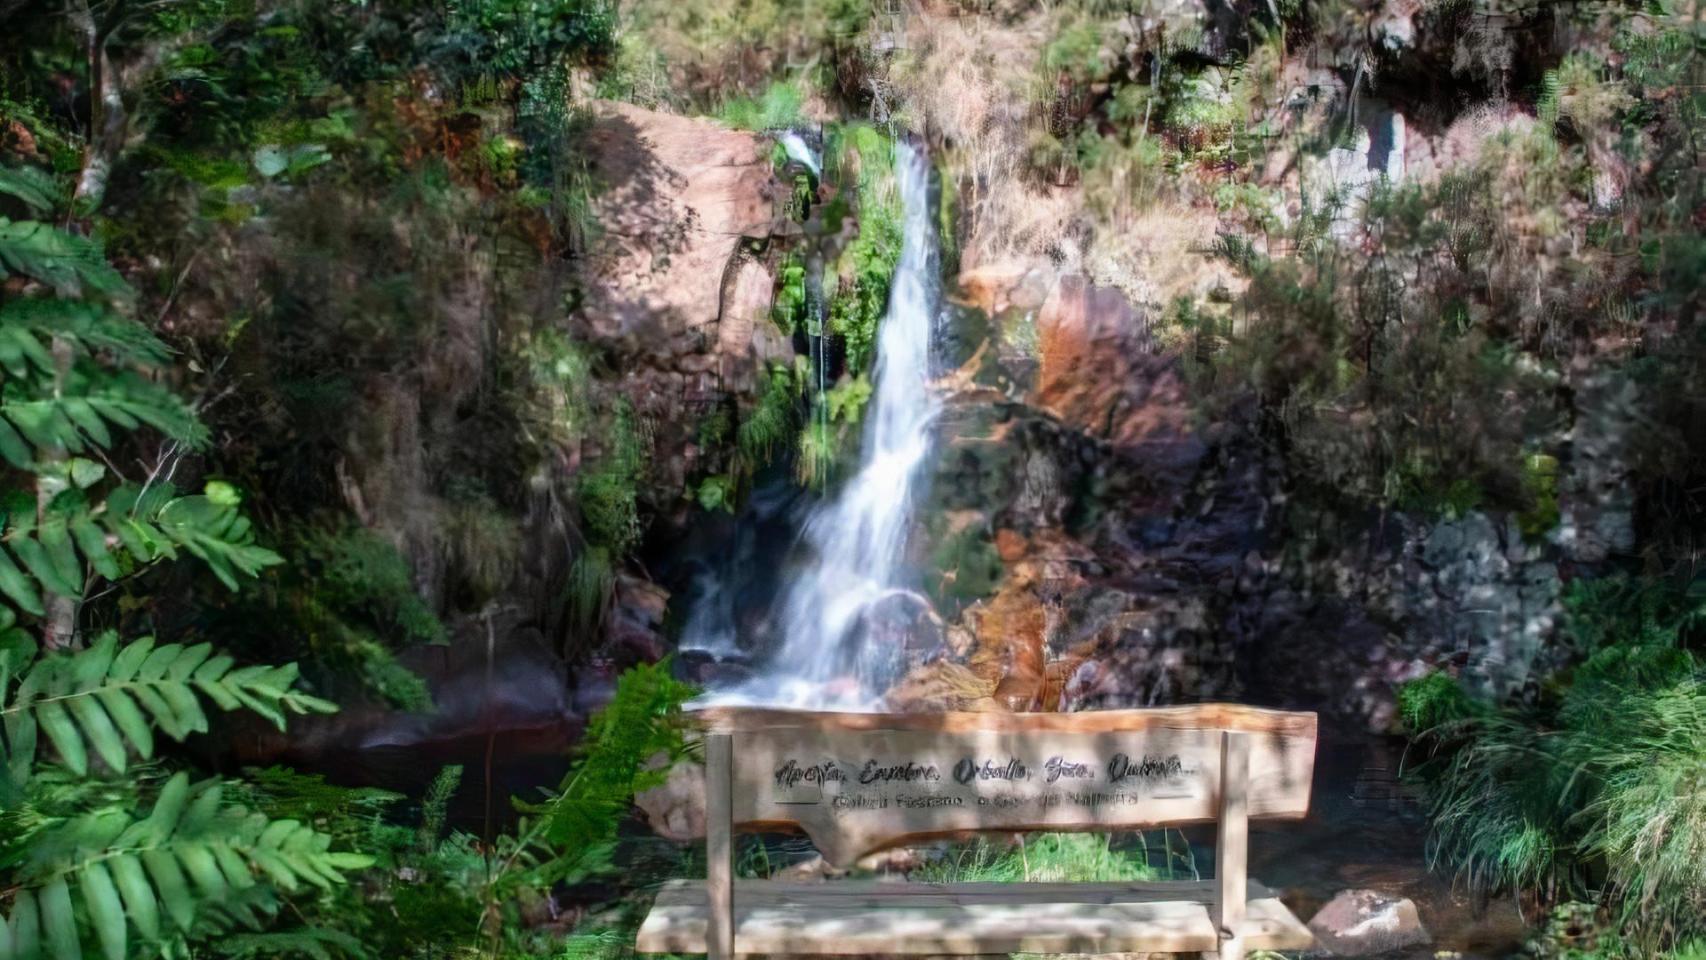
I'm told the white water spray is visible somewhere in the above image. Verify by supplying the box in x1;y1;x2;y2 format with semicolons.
777;131;821;178
718;141;939;707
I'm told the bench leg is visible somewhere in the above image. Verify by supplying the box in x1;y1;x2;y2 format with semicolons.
1215;731;1250;960
706;733;734;960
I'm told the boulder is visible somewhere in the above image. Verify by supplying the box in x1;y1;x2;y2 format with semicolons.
577;101;794;500
1307;889;1430;956
635;754;706;842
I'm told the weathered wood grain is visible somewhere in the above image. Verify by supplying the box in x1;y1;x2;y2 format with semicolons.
1216;731;1251;960
693;704;1318;736
705;707;1316;866
705;734;734;960
635;880;1314;956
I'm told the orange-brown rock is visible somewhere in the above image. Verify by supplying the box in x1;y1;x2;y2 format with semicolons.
1034;277;1197;452
962;582;1051;709
884;661;1000;713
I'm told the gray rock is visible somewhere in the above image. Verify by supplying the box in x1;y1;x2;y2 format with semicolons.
1308;889;1430;956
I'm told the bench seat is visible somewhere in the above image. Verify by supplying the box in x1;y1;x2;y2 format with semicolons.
635;879;1314;956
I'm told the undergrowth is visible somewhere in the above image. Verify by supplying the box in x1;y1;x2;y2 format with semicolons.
1401;575;1706;950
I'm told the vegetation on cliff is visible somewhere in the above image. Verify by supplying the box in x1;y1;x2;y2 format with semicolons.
1;0;1703;957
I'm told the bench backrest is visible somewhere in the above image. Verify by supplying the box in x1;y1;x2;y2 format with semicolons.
693;704;1317;867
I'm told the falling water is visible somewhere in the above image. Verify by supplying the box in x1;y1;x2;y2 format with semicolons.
777;130;821;178
716;141;939;707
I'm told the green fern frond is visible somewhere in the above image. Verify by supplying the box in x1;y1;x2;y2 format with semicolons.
214;926;372;960
0;772;372;960
0;168;63;217
0;632;336;781
0;367;207;468
0;299;173;371
0;486;283;619
0;220;131;302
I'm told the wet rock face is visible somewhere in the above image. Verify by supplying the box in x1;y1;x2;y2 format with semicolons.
906;269;1252;713
902;264;1592;729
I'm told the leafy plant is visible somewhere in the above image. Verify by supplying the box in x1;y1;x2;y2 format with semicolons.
737;362;803;465
826;125;901;376
1;632;334;786
0;772;370;960
485;661;694;939
718;80;809;131
913;833;1166;884
1401;577;1706;949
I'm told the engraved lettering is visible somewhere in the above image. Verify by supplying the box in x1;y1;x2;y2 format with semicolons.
1044;756;1094;783
1105;753;1186;784
857;759;941;784
952;757;1030;785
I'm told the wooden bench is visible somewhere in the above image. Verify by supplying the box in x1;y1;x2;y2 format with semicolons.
636;705;1318;959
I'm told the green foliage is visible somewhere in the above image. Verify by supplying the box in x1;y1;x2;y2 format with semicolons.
233;767;402;850
426;0;616;83
257;527;442;711
823;374;871;426
793;418;837;490
297;529;443;648
1562;574;1706;656
1;632;334;785
0;220;129;301
737;363;804;465
0;772;371;960
491;660;694;919
1396;671;1482;734
914;833;1163;884
772;252;809;335
0;168;63;216
578;401;649;556
694;475;737;513
1402;575;1706;949
826;126;902;376
1516;452;1561;539
719;80;809;131
0;480;279;620
566;546;614;644
1207;165;1568;518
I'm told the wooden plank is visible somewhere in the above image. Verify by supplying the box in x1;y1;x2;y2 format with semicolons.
650;878;1281;907
708;709;1315;866
1242;897;1316;952
636;888;1220;955
693;704;1318;737
705;734;734;960
1215;731;1251;960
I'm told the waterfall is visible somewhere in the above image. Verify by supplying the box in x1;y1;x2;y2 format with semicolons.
778;130;821;178
718;141;939;707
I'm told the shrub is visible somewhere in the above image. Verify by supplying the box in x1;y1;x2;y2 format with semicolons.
1401;576;1706;949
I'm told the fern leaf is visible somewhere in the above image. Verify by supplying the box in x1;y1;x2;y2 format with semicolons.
0;774;370;960
0;219;131;301
38;876;76;960
0;633;337;775
0;369;207;467
0;299;171;371
77;861;126;960
0;484;284;622
0;166;63;216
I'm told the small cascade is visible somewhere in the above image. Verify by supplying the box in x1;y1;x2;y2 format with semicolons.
777;130;822;178
714;140;940;707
